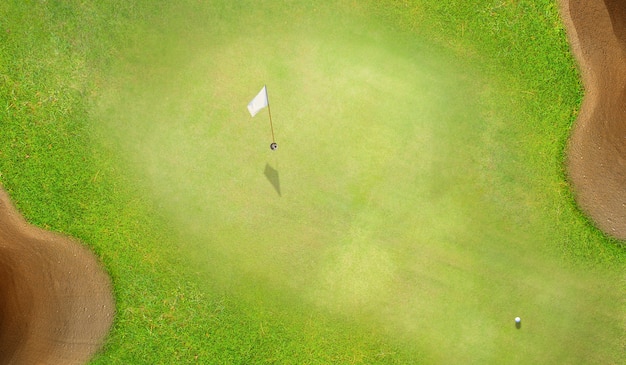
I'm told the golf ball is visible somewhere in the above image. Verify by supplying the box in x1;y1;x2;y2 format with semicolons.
515;317;521;323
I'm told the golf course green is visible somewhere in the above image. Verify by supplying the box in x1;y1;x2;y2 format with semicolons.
0;0;624;364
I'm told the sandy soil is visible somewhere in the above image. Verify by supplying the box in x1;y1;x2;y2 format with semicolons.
0;187;114;364
560;0;626;240
0;1;622;364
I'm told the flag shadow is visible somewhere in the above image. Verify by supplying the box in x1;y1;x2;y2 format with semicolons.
264;163;281;196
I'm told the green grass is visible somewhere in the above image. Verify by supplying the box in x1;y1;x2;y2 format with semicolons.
0;0;624;364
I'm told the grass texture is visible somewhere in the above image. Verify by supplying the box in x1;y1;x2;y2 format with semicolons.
0;0;623;364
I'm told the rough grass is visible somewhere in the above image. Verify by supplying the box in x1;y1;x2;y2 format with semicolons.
1;0;624;364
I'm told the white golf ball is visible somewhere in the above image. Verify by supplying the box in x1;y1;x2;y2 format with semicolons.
515;317;521;323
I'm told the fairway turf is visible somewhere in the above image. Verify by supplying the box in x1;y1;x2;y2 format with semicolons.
1;0;624;364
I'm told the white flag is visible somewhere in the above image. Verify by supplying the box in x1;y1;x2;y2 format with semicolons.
247;86;269;117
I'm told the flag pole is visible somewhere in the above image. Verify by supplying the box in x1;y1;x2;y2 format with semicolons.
266;85;276;144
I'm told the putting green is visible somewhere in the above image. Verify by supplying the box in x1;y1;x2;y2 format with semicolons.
91;2;622;363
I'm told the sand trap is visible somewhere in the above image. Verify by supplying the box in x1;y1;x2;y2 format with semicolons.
0;187;114;364
560;0;626;240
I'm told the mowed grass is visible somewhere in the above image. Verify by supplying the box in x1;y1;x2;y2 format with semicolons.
1;0;624;364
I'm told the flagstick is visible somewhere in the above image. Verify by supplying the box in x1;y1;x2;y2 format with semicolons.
266;86;276;144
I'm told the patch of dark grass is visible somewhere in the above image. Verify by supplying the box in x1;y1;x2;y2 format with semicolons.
367;0;624;266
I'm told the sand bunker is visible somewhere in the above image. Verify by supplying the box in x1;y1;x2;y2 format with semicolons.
560;0;626;240
0;187;114;364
